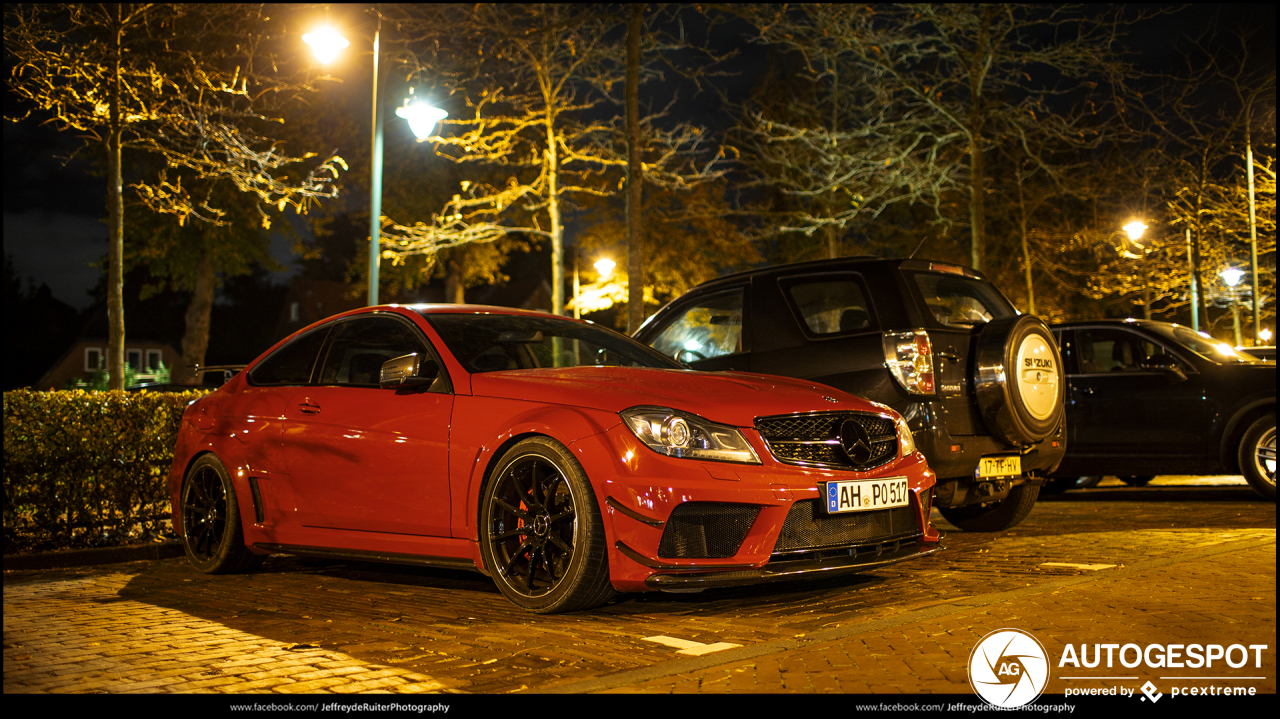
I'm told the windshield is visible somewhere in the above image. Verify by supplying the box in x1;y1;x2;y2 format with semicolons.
1147;324;1260;363
424;313;684;373
910;272;1017;328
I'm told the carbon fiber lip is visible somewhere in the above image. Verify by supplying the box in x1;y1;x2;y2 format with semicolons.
642;538;943;589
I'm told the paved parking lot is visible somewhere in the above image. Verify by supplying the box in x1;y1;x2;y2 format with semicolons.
4;476;1275;696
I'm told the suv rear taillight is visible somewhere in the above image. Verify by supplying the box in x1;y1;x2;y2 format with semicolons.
883;330;935;395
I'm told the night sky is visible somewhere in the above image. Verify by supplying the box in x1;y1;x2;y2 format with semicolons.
3;4;1275;311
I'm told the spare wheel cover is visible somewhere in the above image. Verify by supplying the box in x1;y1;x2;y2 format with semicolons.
973;315;1064;445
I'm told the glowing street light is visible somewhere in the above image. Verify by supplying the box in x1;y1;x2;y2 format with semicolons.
302;28;349;64
396;96;448;141
1260;327;1273;344
1220;267;1245;347
594;258;615;280
305;22;443;306
1123;220;1147;242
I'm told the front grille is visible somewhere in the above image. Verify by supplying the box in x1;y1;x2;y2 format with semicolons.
658;502;761;558
755;411;898;471
773;500;917;554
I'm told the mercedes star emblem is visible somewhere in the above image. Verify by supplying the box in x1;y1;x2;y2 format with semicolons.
838;418;874;464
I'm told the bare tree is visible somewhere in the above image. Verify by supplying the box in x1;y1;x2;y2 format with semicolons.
381;4;723;317
733;4;964;259
5;4;344;386
739;4;1143;273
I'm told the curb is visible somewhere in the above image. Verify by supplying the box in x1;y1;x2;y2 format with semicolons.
3;542;185;571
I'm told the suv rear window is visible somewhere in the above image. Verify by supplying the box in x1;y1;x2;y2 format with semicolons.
911;272;1016;328
783;276;874;335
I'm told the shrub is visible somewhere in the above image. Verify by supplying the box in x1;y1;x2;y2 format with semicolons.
3;389;207;553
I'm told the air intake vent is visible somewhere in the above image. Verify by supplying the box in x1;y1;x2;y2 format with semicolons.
658;502;761;558
773;500;917;554
755;411;897;471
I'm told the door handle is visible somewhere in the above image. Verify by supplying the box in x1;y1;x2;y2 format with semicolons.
937;351;961;362
298;400;321;415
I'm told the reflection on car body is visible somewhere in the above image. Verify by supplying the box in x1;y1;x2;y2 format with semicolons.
168;305;942;613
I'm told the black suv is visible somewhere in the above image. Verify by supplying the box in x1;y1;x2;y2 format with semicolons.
1049;320;1276;500
634;257;1067;531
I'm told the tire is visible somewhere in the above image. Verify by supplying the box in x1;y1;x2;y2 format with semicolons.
937;483;1040;532
1119;475;1154;487
973;315;1066;446
479;437;614;613
1239;415;1276;502
181;454;264;574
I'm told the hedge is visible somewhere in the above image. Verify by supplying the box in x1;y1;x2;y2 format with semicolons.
3;389;207;554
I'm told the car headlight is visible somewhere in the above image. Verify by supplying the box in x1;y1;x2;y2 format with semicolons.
621;406;761;464
895;415;917;457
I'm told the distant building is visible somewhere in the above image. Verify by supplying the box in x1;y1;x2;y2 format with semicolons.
35;337;183;390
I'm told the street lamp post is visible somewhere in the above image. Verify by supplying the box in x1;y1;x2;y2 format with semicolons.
304;21;446;306
571;250;614;320
1119;220;1152;319
1221;267;1245;348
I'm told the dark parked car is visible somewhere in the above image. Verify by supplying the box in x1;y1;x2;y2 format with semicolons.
634;257;1067;531
1048;320;1275;501
1241;346;1276;361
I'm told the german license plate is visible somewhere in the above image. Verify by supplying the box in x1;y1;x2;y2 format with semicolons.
978;455;1022;479
823;477;910;514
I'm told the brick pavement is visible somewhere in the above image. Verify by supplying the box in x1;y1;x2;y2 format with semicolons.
578;535;1277;694
3;481;1274;694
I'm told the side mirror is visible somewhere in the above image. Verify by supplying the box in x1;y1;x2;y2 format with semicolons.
1140;354;1186;382
379;353;438;389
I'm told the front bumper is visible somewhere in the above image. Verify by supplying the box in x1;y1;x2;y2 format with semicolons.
636;535;943;590
572;424;942;592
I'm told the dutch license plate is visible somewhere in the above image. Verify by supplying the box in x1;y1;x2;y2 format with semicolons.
823;477;910;514
978;455;1022;479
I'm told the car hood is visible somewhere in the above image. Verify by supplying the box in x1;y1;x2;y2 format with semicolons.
468;367;892;427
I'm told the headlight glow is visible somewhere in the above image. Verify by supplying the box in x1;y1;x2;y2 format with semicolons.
895;415;917;457
621;406;761;464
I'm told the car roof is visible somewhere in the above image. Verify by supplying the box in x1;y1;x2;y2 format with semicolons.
329;303;583;323
1049;319;1188;331
682;256;987;294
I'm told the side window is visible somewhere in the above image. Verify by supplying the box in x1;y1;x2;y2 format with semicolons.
317;316;441;389
783;276;874;335
249;327;330;386
1075;329;1168;374
649;289;744;363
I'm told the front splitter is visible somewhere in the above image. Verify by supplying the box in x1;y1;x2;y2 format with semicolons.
639;538;944;590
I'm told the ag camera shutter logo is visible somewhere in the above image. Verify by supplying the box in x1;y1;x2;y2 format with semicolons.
969;628;1050;708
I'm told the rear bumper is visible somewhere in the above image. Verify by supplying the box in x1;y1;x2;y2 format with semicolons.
636;535;943;590
910;399;1066;480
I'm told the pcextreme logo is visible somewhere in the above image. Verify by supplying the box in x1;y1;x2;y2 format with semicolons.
969;628;1051;708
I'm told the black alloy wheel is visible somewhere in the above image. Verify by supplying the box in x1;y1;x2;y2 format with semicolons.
181;454;264;574
1240;415;1277;502
481;437;613;613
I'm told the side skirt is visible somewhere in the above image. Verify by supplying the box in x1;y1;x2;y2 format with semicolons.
253;543;481;572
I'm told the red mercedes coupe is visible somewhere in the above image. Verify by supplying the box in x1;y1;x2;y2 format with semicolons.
169;305;941;613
